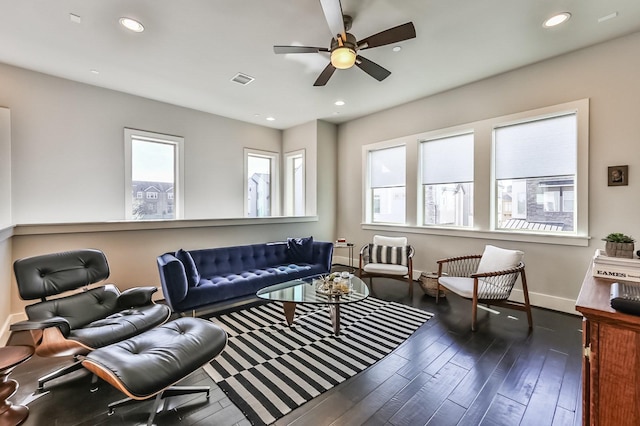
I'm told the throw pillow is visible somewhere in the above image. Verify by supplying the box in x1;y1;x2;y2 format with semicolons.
287;236;314;263
175;249;201;287
476;245;524;274
370;244;408;266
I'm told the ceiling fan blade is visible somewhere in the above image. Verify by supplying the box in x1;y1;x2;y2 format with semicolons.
274;45;329;54
355;55;391;81
358;22;416;50
313;63;337;86
319;0;346;41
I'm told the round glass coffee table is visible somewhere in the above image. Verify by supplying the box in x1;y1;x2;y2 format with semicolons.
257;274;369;336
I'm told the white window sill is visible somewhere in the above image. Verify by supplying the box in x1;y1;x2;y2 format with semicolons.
12;216;319;236
362;223;590;247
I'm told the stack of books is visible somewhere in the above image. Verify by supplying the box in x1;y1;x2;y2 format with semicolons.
335;238;351;248
592;249;640;282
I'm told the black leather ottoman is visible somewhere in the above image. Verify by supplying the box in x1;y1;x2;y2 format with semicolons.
82;317;227;425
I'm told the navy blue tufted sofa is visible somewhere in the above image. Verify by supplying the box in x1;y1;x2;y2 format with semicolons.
157;239;333;313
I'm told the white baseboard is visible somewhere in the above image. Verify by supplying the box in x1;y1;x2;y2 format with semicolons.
1;312;27;346
332;255;578;315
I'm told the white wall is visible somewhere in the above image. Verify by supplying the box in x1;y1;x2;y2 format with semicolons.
283;121;318;216
0;63;282;223
0;108;10;227
0;108;11;343
336;31;640;313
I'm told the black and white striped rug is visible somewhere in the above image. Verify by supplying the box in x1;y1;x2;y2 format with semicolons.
205;297;433;426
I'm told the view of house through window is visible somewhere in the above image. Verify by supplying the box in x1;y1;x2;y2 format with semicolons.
246;151;278;217
495;113;577;232
125;129;183;220
369;145;406;223
421;133;474;227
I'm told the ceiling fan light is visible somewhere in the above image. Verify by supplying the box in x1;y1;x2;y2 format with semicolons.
331;47;357;69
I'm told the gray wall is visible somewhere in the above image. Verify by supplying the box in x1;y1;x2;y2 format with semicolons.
336;31;640;312
0;62;284;223
0;63;337;322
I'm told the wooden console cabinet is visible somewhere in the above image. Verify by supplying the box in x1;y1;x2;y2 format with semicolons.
575;271;640;425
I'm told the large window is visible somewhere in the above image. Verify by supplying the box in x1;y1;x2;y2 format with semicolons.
494;113;577;233
284;150;305;216
361;99;588;243
420;133;474;227
245;149;279;217
368;145;406;224
124;129;184;220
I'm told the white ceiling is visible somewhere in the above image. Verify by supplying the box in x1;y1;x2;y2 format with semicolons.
1;0;640;130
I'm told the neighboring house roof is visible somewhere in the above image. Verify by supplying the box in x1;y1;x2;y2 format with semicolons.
132;181;174;193
502;219;564;232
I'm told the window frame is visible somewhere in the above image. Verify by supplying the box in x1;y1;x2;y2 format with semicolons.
124;128;184;220
244;148;280;218
361;99;589;246
419;131;475;228
490;100;589;237
284;149;305;216
362;141;407;225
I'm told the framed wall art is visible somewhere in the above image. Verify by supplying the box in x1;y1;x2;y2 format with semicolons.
608;165;628;186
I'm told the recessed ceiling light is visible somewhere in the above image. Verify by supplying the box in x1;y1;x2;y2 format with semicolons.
543;12;571;28
90;69;100;75
119;17;145;33
392;46;402;52
334;100;345;106
266;117;275;121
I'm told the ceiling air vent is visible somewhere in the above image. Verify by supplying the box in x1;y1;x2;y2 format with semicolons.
231;73;255;86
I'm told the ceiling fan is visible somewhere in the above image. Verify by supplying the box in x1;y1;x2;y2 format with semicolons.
273;0;416;86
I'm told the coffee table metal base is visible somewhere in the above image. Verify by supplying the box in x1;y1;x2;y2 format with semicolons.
282;301;341;336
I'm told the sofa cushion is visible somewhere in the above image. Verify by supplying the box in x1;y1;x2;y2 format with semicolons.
175;249;200;287
287;236;314;263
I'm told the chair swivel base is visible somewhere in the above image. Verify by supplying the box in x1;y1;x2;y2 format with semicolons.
107;385;211;425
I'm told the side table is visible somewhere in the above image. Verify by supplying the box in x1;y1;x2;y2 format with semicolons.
333;242;355;271
0;345;34;426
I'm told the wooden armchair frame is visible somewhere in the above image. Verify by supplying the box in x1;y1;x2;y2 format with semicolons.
359;244;415;297
437;254;532;331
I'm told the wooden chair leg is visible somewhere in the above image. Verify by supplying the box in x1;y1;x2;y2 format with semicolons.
520;268;533;329
471;278;479;331
407;276;413;298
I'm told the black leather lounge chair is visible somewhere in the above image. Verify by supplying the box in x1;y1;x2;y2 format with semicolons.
9;249;172;392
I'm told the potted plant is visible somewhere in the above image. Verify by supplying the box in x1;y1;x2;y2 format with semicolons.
602;233;635;258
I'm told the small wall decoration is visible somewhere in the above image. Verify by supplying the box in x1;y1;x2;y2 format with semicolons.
608;165;628;186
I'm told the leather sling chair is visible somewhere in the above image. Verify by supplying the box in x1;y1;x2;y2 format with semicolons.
9;249;172;393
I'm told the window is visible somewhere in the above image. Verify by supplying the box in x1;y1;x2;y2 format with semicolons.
124;129;184;220
367;145;406;224
420;133;474;227
360;99;587;243
284;150;305;216
494;113;577;233
245;149;279;217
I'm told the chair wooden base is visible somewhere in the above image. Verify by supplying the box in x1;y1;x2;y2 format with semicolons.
436;259;533;332
436;287;533;332
359;271;414;298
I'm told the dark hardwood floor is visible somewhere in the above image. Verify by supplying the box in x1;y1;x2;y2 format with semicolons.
9;270;583;426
